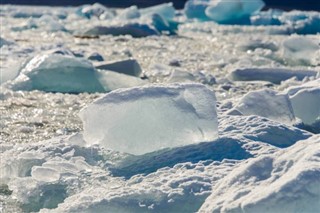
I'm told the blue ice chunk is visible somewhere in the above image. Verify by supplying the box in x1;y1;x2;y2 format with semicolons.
140;3;175;20
184;0;211;21
152;14;179;35
282;13;320;35
205;0;265;24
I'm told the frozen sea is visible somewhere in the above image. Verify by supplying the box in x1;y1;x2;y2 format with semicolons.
0;1;320;212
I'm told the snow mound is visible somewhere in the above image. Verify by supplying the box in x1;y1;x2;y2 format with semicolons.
231;89;296;125
230;68;318;84
199;135;320;213
6;54;105;93
79;83;218;155
219;115;311;148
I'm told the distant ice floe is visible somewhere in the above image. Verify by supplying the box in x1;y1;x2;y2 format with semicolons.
4;53;147;93
199;134;320;213
230;67;318;84
79;83;218;155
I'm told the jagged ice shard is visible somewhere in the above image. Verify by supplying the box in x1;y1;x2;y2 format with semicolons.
79;83;218;155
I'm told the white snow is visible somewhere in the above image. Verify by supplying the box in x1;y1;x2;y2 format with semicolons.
199;135;320;213
79;83;218;155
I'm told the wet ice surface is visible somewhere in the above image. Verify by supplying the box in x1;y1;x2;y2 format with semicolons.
0;3;320;213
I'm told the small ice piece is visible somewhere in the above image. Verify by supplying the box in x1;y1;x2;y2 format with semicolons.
280;11;320;34
88;52;104;61
79;83;218;155
230;68;318;84
95;59;142;77
96;70;147;92
0;37;14;47
8;54;105;93
282;36;320;66
82;23;159;37
140;3;175;20
233;89;295;125
205;0;265;24
290;87;320;128
167;70;197;83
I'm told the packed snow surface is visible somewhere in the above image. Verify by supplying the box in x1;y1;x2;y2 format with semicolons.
0;2;319;213
79;83;218;155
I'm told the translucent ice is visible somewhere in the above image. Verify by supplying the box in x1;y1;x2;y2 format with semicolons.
8;54;105;93
76;3;111;19
79;83;218;155
233;89;295;125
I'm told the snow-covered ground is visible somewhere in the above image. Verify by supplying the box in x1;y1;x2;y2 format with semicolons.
0;1;319;212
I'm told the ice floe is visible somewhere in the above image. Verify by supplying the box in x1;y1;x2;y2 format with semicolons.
79;83;218;155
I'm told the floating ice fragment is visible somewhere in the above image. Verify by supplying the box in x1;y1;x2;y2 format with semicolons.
205;0;265;24
79;83;218;155
230;68;318;84
232;89;295;125
95;59;142;77
82;23;159;37
199;135;320;213
152;14;179;35
31;166;60;183
7;54;105;93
